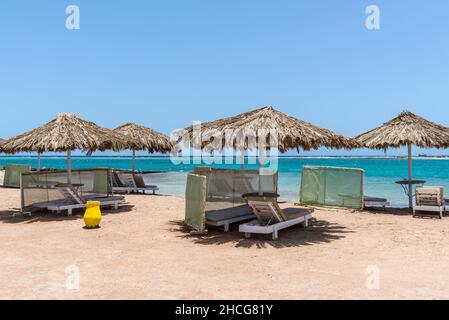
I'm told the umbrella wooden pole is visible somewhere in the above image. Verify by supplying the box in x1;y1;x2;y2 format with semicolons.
258;147;264;196
37;152;41;172
132;149;136;173
240;148;245;170
67;149;72;184
407;143;413;208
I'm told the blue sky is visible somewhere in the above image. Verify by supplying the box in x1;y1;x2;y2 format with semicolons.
1;0;449;156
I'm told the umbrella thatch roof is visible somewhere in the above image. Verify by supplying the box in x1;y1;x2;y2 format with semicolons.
177;106;358;152
355;111;449;149
113;123;173;153
0;113;134;154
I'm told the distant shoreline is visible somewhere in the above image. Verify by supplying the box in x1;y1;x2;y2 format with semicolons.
2;155;449;206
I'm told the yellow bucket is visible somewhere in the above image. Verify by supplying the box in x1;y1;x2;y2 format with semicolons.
84;201;102;228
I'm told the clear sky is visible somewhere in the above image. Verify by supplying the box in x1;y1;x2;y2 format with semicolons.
1;0;448;156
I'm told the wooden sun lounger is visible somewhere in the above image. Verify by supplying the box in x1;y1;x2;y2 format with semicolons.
34;184;125;216
240;198;312;240
413;186;445;219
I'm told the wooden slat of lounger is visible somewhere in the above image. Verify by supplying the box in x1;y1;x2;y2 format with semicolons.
273;201;289;221
252;207;273;213
57;186;84;205
248;200;283;225
251;206;274;214
416;187;443;200
250;198;290;222
416;192;443;206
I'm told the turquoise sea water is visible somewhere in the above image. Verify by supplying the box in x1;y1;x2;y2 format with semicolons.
1;156;449;206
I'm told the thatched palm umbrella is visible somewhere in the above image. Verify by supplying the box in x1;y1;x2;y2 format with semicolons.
113;123;173;172
178;106;358;195
0;139;4;158
355;111;449;207
1;113;133;183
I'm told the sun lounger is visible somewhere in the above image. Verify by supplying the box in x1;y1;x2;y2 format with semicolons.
110;172;140;194
364;196;390;209
133;175;159;194
240;198;312;240
111;173;137;194
205;204;255;232
413;186;445;219
33;183;125;216
112;173;159;194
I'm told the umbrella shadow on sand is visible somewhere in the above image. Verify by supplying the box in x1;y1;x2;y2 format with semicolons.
0;205;134;224
169;210;351;249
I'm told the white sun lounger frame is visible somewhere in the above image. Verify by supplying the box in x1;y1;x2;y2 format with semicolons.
47;199;121;216
413;205;445;219
240;199;312;240
239;213;311;240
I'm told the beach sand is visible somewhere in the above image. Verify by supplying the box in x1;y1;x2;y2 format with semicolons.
1;170;449;300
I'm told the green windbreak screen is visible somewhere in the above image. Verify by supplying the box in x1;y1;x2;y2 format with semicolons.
185;173;207;232
300;166;364;209
4;164;31;188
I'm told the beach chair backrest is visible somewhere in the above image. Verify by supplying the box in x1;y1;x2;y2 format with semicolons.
56;184;84;205
247;200;284;225
133;175;147;188
111;172;125;188
120;174;137;188
416;187;444;206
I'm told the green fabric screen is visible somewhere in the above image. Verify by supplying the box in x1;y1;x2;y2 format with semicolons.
300;166;364;209
3;164;31;188
92;170;110;194
185;173;207;232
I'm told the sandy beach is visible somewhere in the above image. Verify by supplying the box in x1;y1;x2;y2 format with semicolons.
1;170;449;300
